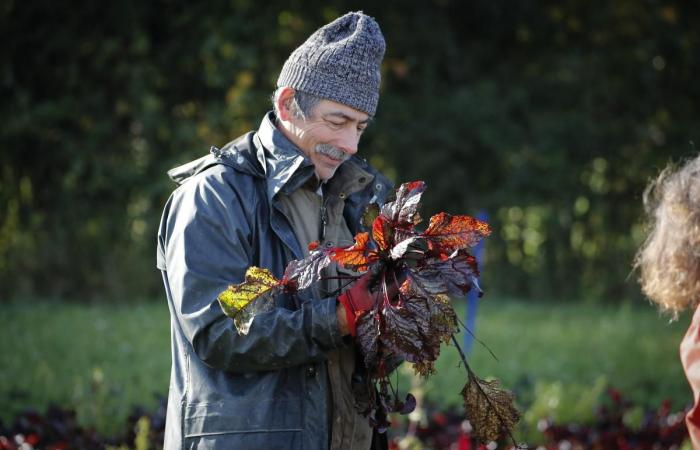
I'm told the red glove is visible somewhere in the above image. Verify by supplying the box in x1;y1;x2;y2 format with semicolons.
338;271;402;337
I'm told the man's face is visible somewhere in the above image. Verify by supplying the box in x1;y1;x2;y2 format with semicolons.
287;99;370;181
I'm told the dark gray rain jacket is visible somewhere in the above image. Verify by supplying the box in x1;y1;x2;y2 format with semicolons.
157;112;392;449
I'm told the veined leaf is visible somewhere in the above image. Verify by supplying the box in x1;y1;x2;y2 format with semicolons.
381;297;444;364
372;215;394;252
283;247;331;291
217;267;280;335
430;250;482;297
423;212;491;255
381;302;426;363
357;312;380;370
380;181;425;226
461;374;520;443
405;266;450;297
330;232;379;271
427;294;458;342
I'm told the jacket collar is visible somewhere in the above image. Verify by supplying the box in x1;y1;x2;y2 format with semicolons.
255;111;317;201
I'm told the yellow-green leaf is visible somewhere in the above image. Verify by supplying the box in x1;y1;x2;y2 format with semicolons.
217;267;281;335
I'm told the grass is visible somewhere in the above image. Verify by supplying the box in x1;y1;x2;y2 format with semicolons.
401;297;692;439
0;297;692;438
0;300;170;436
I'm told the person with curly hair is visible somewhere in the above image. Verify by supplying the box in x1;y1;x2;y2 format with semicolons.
636;154;700;448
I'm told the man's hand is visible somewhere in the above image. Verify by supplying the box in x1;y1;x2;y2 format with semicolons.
336;270;402;337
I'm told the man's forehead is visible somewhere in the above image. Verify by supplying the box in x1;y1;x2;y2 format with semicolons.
317;99;371;122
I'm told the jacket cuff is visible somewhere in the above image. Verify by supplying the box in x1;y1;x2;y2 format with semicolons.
310;297;346;350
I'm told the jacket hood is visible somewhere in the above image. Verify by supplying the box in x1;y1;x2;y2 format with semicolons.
166;132;265;186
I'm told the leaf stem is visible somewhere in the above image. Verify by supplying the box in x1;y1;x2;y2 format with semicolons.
319;274;363;281
456;316;499;362
326;278;357;298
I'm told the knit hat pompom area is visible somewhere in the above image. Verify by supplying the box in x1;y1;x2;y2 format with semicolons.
276;11;386;116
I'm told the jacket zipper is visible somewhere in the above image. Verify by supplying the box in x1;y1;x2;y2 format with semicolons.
320;200;328;241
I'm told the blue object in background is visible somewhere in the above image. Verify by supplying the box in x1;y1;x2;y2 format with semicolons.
463;210;488;354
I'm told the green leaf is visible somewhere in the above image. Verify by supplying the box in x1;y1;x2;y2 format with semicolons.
217;267;281;335
361;202;380;230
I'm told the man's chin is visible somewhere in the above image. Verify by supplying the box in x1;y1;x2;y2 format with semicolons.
316;163;342;181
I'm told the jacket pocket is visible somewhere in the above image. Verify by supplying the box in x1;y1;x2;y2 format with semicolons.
183;397;303;438
184;430;302;450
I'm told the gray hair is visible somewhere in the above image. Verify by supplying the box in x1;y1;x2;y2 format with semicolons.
271;88;322;121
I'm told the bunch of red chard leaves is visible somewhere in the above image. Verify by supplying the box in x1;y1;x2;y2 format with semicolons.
218;180;521;445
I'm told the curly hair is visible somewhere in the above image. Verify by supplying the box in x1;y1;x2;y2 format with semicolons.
636;154;700;314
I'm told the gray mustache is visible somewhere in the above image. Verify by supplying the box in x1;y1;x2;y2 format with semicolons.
315;143;350;162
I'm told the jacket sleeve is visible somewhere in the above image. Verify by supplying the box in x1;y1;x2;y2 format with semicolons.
681;306;700;449
159;169;346;373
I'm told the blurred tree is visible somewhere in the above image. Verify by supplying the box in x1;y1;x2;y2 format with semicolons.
0;0;697;302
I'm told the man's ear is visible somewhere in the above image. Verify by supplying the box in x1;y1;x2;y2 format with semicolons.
276;87;296;122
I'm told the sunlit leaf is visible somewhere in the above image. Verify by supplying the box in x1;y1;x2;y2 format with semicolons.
389;236;425;260
380;181;425;226
423;212;491;255
461;373;520;443
329;232;379;271
217;267;281;335
372;215;393;252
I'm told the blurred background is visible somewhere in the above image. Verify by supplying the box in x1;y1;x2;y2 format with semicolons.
1;0;699;448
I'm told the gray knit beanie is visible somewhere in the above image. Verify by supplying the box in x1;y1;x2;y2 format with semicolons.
276;11;386;116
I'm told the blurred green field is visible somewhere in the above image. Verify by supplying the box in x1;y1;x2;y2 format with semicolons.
0;300;171;436
0;298;692;438
411;298;692;439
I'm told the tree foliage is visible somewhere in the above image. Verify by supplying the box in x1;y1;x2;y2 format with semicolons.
1;0;698;301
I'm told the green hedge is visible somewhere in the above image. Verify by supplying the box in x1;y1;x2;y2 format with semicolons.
1;1;699;301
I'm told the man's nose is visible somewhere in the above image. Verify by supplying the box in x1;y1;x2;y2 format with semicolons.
337;129;359;155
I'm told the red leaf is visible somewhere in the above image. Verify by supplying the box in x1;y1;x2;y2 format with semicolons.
330;232;379;271
283;247;331;291
380;181;425;226
423;212;491;255
372;215;393;251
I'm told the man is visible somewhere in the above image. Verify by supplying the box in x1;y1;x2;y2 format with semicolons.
157;11;394;450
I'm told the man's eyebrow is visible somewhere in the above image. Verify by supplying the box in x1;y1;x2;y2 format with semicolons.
323;111;373;125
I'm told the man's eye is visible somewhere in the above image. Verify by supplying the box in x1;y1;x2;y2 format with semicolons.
326;121;344;128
